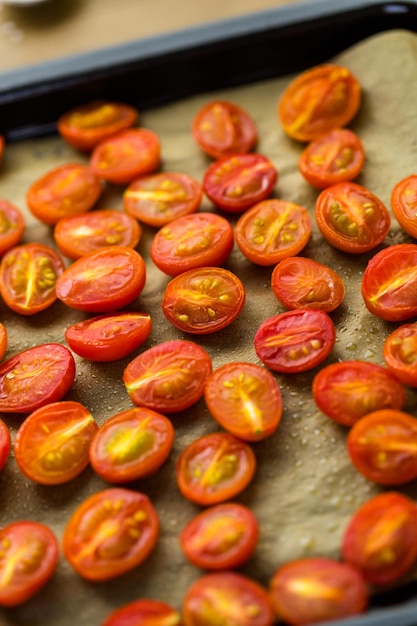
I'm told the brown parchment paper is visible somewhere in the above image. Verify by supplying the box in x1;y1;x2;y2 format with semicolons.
1;27;417;626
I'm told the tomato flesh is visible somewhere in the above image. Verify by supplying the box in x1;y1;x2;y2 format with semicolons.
0;199;25;256
383;323;417;386
0;418;10;471
391;174;417;239
102;599;182;626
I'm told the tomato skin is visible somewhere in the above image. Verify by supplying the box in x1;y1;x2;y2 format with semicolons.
0;521;59;607
63;487;159;582
0;322;7;362
150;212;234;276
0;199;25;256
101;598;182;626
341;491;417;586
89;406;174;484
0;343;76;414
315;181;391;254
162;267;245;335
235;199;312;266
65;311;152;362
254;309;335;374
180;502;259;570
312;360;406;427
347;409;417;485
204;362;282;441
383;323;417;386
0;418;10;471
202;153;277;213
361;243;417;322
176;432;256;506
56;246;146;313
269;557;368;625
192;100;257;159
271;256;345;312
278;64;361;142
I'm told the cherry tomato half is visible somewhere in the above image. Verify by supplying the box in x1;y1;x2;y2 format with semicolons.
0;199;25;256
0;343;76;414
57;100;139;151
56;246;146;313
315;181;391;254
123;171;203;227
0;242;65;315
271;256;345;312
204;361;282;441
54;209;142;260
383;323;417;386
0;321;7;362
234;199;312;266
89;406;174;484
176;432;256;506
202;153;277;213
361;243;417;322
347;409;417;485
278;64;361;142
26;162;102;225
180;502;259;570
90;128;160;185
0;135;4;165
14;401;98;485
0;418;10;471
312;360;406;427
123;339;212;413
0;521;59;607
102;599;182;626
341;491;417;586
254;309;335;374
65;311;152;362
192;100;258;159
150;212;234;276
269;557;368;626
391;174;417;239
63;487;159;581
162;267;245;335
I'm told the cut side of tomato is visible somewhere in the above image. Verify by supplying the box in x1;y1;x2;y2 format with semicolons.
0;199;25;256
383;322;417;386
102;599;182;626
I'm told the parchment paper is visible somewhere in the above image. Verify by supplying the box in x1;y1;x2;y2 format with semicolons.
1;28;417;626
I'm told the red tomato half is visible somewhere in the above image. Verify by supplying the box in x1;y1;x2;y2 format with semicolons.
0;343;76;413
391;174;417;239
89;406;174;483
102;599;182;626
254;309;335;374
150;212;234;276
14;401;98;485
180;502;259;570
56;246;146;313
123;339;212;413
383;323;417;386
0;199;25;256
65;311;152;362
63;488;159;581
0;321;7;362
0;418;10;471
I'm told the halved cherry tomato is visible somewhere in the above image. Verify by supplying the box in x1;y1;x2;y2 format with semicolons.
234;199;312;266
54;209;142;260
0;417;10;471
271;256;345;312
202;153;277;213
0;343;75;413
63;487;159;581
278;64;361;142
391;174;417;239
383;323;417;386
56;246;146;313
341;491;417;586
312;360;406;427
361;243;417;322
269;557;368;626
176;432;256;506
123;171;203;227
57;100;139;151
90;128;160;185
102;599;182;626
315;181;390;254
192;100;257;159
0;199;25;256
204;362;282;441
0;322;7;362
14;401;98;485
65;311;152;362
162;267;245;335
0;242;65;315
150;212;234;276
89;406;174;483
254;309;335;374
0;521;59;607
0;135;4;164
299;128;365;189
26;162;102;225
180;502;259;570
123;339;212;413
347;409;417;485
